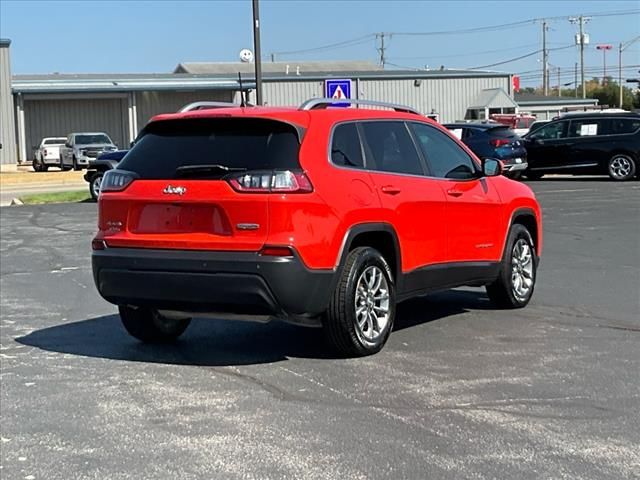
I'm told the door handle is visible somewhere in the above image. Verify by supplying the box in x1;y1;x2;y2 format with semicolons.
381;185;401;195
447;189;463;197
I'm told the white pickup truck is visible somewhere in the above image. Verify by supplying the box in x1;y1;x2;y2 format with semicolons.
33;137;67;171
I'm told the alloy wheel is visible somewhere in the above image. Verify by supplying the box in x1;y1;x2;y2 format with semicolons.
511;238;534;301
354;266;390;342
91;175;102;198
609;156;633;180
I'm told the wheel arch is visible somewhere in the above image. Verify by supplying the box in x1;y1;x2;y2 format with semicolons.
508;208;540;257
336;223;402;285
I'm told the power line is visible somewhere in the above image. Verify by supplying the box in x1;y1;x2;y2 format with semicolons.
388;9;639;37
271;34;374;57
518;65;640;81
390;43;541;61
268;9;640;61
468;45;574;70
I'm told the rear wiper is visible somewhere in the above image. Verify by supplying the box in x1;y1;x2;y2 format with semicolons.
174;164;247;178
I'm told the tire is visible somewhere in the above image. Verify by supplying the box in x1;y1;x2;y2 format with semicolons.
89;172;103;201
324;247;396;357
72;156;80;171
524;171;544;180
508;171;523;180
607;154;636;181
486;224;537;309
41;164;49;172
60;155;71;171
32;158;42;172
119;306;191;343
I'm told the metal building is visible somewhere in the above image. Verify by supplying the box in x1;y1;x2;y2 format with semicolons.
7;51;515;163
0;39;17;171
514;93;599;119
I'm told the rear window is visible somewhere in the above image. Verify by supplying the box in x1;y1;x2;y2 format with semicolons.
487;126;517;138
610;118;640;134
118;118;301;179
44;138;66;145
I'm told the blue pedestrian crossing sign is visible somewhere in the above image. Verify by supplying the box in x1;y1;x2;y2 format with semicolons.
325;79;352;106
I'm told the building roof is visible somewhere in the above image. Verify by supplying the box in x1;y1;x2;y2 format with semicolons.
467;88;518;109
11;68;511;94
174;60;382;75
514;93;599;105
0;38;11;47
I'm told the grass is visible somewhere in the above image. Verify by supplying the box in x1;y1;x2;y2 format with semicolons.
19;190;91;205
0;169;85;187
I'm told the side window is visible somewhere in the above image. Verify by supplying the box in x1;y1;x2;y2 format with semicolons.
331;123;364;168
410;122;477;180
568;119;609;137
529;121;568;140
610;118;640;134
360;121;424;176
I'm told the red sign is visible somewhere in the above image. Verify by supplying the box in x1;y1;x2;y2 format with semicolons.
512;75;521;92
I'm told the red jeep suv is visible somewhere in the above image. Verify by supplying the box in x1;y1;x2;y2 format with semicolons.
92;98;542;356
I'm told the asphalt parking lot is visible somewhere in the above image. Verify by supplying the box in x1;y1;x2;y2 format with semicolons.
1;179;639;480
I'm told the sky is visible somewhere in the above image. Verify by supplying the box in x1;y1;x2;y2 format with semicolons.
1;0;639;87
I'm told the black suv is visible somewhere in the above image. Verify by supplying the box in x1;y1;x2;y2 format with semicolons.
522;112;640;181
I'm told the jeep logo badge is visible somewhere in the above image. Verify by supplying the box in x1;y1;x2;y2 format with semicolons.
163;185;187;195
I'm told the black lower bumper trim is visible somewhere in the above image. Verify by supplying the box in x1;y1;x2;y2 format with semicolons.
92;247;335;321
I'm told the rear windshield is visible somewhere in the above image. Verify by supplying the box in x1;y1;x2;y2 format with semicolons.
118;118;301;179
487;126;517;138
76;134;112;145
44;138;66;145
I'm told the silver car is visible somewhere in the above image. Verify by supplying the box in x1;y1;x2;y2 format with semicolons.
59;132;118;171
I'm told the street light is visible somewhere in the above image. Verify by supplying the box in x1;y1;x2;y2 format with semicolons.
619;36;640;107
596;44;613;85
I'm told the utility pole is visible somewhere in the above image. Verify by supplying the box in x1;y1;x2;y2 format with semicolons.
542;20;548;96
558;67;561;98
619;36;640;107
574;62;578;98
619;42;623;107
570;15;591;99
376;33;387;68
252;0;263;105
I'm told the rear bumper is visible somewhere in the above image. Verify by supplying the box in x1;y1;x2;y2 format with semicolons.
92;247;335;325
42;156;60;165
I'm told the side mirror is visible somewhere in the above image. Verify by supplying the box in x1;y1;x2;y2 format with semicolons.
65;142;71;148
483;158;503;177
129;141;135;149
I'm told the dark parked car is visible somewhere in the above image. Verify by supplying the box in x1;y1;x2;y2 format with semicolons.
84;149;128;200
444;123;528;178
522;112;640;181
527;120;550;135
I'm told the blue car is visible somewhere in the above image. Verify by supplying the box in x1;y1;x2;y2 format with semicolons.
444;123;528;178
84;149;129;200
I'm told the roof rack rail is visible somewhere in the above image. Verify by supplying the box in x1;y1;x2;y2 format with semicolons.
299;98;421;115
178;101;247;113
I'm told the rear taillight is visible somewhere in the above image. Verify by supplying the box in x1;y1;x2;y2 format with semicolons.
227;170;313;193
91;238;106;250
43;149;48;156
490;139;511;147
101;170;137;193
